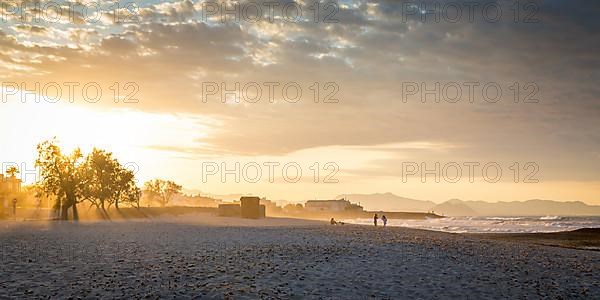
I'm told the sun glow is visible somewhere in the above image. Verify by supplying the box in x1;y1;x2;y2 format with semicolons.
0;96;215;184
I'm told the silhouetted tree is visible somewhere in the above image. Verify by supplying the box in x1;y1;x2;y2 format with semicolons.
35;140;141;221
35;139;85;221
143;179;182;207
6;166;18;177
118;180;142;209
81;148;142;217
110;167;141;209
82;148;117;217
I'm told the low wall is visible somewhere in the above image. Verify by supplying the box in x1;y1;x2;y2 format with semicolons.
1;206;218;221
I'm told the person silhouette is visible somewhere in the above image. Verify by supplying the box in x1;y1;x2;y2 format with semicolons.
330;218;337;225
381;215;387;227
374;214;378;226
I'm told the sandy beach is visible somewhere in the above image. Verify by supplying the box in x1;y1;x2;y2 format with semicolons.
1;214;599;299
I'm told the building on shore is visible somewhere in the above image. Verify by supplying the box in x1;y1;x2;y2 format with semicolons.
259;198;282;215
241;196;261;219
304;199;363;212
172;193;223;207
218;196;266;219
217;203;241;217
0;174;21;215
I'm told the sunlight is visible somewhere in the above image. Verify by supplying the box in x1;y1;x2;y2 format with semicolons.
0;96;216;184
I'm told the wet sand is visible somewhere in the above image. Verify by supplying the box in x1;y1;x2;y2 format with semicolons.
1;215;599;299
470;228;600;251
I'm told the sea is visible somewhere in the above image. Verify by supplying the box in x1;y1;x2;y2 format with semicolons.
342;216;600;233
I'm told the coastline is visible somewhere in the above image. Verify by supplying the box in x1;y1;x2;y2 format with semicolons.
6;208;600;250
1;214;599;298
333;218;600;252
468;228;600;251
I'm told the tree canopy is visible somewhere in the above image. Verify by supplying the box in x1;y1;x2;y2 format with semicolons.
6;166;19;177
143;179;182;207
35;139;142;221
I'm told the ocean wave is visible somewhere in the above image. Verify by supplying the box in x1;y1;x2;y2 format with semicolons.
340;216;600;233
539;216;562;220
485;217;524;221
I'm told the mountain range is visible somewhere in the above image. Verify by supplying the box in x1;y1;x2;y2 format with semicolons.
336;193;600;216
337;193;436;212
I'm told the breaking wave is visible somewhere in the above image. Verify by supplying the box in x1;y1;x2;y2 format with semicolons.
342;216;600;233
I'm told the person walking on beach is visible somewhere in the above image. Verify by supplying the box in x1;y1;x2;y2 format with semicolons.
374;214;378;226
381;215;387;227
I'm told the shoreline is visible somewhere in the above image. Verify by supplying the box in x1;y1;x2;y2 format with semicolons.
1;217;598;298
467;228;600;252
3;211;600;253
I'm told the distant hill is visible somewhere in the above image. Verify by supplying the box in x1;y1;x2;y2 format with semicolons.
336;193;436;212
433;199;600;216
433;199;477;216
336;193;600;216
185;190;600;216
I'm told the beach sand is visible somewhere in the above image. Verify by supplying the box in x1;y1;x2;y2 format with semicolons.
469;228;600;251
1;214;598;299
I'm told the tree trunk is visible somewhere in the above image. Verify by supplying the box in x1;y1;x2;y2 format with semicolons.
100;202;109;220
61;205;69;220
72;202;79;221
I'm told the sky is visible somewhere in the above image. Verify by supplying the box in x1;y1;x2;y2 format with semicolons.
0;0;599;204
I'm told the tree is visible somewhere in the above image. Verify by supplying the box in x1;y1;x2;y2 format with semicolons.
143;179;182;207
118;180;142;209
82;148;142;217
35;139;85;221
35;140;142;220
6;166;19;177
110;166;141;209
81;148;117;216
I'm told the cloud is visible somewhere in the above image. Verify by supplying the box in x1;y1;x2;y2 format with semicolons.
12;24;48;34
0;0;598;183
